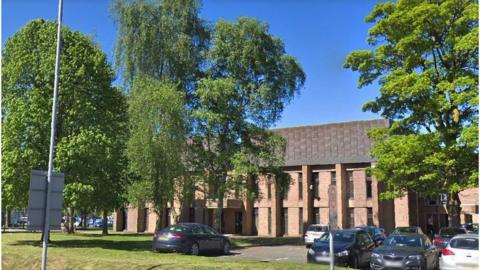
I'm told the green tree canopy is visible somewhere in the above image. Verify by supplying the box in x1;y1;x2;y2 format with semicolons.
344;0;478;226
2;20;128;232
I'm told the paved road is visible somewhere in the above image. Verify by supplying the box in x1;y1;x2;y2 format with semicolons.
220;245;308;263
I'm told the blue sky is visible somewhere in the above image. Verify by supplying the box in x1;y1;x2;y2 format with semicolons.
2;0;381;128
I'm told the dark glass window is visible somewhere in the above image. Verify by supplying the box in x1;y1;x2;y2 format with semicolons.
313;172;319;198
348;171;354;199
298;173;303;200
314;207;320;224
299;208;303;235
366;174;372;198
267;181;272;200
282;208;288;236
268;208;272;235
283;186;289;200
349;208;355;228
367;208;373;226
331;171;336;186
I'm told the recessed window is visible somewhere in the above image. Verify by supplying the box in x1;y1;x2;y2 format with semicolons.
348;171;354;199
268;208;272;235
330;171;336;186
298;173;303;200
349;208;355;228
299;208;303;235
267;181;272;200
314;207;320;224
366;174;372;198
367;208;373;226
312;172;319;198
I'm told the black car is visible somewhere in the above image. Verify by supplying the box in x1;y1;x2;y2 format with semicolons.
370;233;439;270
152;223;230;255
355;226;386;245
307;229;375;268
434;227;467;252
460;223;479;234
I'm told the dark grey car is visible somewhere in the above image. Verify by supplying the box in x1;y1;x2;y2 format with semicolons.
152;223;230;255
370;233;439;270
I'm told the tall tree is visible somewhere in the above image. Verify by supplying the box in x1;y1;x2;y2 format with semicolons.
112;0;209;93
191;18;305;232
127;75;186;230
2;19;128;233
344;0;478;226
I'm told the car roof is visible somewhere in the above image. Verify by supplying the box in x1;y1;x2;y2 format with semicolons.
388;233;424;237
452;233;479;239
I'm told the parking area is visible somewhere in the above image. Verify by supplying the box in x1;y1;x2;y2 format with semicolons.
220;245;307;263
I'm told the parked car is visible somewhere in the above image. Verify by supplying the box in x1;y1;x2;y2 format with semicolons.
391;226;425;235
460;223;478;234
439;233;478;270
307;229;375;268
354;226;386;245
370;233;439;270
152;223;230;256
434;227;468;252
304;224;329;247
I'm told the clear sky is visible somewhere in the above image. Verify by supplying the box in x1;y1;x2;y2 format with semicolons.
2;0;382;128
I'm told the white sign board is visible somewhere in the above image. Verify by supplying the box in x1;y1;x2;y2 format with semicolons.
27;170;64;230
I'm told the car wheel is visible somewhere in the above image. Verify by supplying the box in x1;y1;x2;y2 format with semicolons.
190;243;199;256
223;241;230;255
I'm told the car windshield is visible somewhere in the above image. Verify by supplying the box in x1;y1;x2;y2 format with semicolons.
450;238;478;250
318;231;354;243
308;225;328;232
395;227;416;233
440;228;465;237
383;235;422;248
162;225;191;233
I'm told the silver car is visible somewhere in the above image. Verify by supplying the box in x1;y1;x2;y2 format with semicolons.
304;224;329;247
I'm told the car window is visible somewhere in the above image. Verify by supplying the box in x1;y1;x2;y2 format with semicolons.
192;226;205;235
319;231;354;243
440;228;466;236
163;225;190;233
308;225;328;232
203;226;218;235
450;238;479;250
357;232;372;245
384;235;422;248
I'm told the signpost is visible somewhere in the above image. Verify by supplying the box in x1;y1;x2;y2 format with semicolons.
27;170;64;231
328;184;337;270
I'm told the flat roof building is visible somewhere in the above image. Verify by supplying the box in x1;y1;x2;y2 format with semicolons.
113;119;478;235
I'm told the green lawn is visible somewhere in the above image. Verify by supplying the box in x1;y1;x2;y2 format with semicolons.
2;232;348;270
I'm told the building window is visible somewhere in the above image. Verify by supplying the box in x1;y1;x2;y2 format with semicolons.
282;186;289;200
331;171;336;186
313;172;319;198
143;208;149;232
367;208;373;226
299;208;303;235
253;208;258;235
268;208;272;235
348;171;354;199
298;173;303;200
282;208;288;236
189;208;195;222
366;174;372;198
267;181;272;200
314;207;320;224
349;208;355;228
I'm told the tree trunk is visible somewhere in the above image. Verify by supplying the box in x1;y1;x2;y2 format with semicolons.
102;210;108;235
66;207;75;234
82;212;87;228
5;209;11;227
447;192;462;227
155;207;165;232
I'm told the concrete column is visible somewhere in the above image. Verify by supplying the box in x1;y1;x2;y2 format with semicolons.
302;165;312;230
271;177;282;236
335;163;348;228
127;206;139;232
242;177;254;235
394;194;410;227
112;209;124;232
371;172;380;226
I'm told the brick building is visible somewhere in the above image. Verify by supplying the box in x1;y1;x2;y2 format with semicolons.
113;119;479;235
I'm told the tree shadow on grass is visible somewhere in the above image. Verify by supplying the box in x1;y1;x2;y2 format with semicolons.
11;239;152;252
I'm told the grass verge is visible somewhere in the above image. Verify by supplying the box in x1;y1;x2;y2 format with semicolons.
2;232;348;270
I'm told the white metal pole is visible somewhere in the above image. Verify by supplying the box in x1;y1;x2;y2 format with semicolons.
41;0;63;269
329;227;334;270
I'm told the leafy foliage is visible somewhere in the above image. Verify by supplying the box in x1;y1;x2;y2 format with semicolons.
344;0;478;225
2;20;128;218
